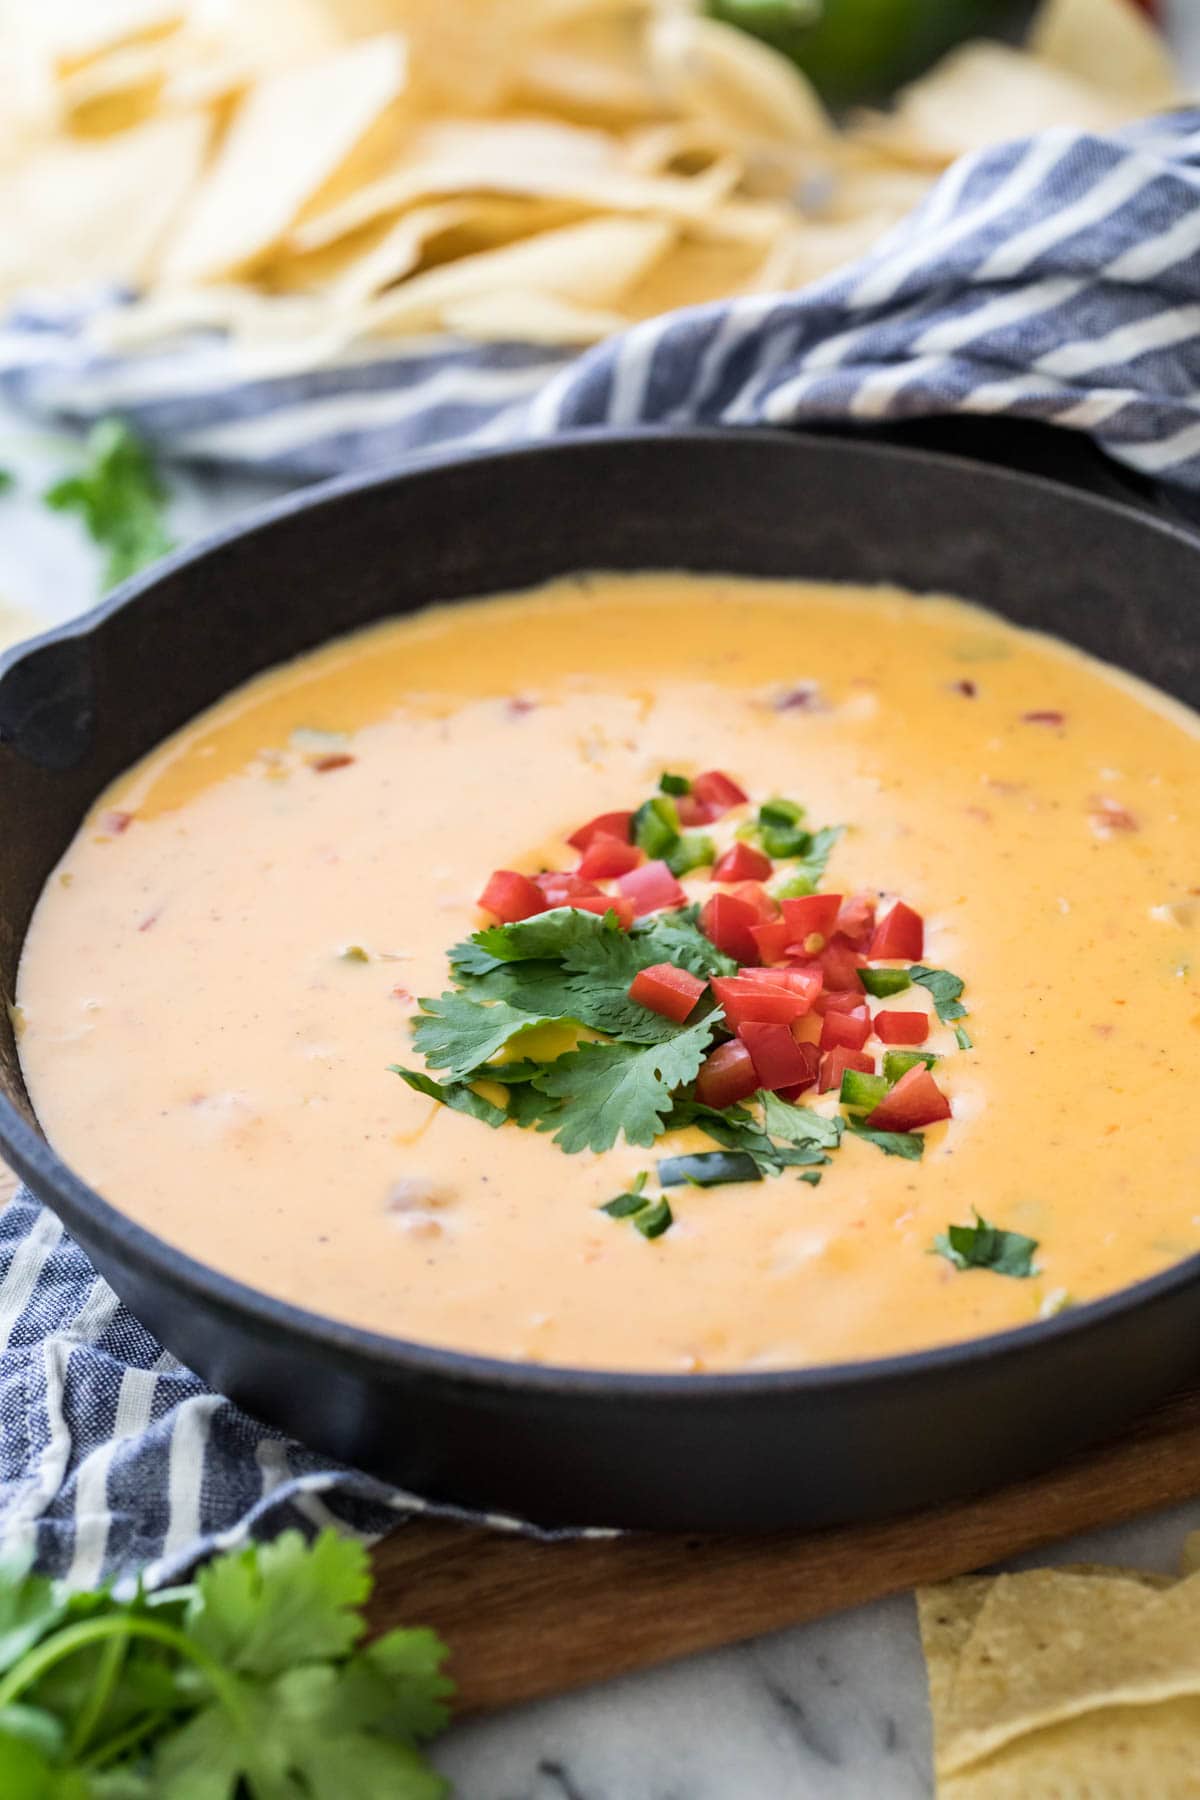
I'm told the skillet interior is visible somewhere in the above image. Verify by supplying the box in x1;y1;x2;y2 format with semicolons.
0;424;1196;1531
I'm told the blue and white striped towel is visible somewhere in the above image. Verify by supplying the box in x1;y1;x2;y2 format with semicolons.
3;110;1200;1586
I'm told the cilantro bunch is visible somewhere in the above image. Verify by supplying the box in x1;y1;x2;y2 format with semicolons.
0;1529;451;1798
44;419;173;591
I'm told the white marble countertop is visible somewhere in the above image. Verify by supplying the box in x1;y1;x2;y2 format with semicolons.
3;12;1198;1784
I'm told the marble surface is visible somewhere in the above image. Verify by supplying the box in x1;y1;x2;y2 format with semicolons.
3;12;1200;1783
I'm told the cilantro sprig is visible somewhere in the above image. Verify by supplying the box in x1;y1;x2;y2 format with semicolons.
0;1530;451;1797
44;418;173;592
934;1211;1038;1278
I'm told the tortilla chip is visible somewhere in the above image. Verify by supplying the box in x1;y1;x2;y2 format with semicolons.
158;34;407;285
648;10;833;149
363;215;675;336
0;109;209;301
934;1569;1200;1776
856;43;1140;169
1030;0;1181;114
439;288;626;345
34;0;184;78
939;1697;1200;1798
515;18;666;127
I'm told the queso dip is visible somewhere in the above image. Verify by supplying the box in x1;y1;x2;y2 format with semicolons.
15;575;1200;1372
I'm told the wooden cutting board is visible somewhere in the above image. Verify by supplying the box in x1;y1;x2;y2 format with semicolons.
367;1384;1200;1716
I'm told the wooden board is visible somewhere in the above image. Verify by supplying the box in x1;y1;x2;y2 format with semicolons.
368;1384;1200;1715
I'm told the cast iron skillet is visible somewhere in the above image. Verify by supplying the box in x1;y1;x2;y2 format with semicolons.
0;424;1197;1533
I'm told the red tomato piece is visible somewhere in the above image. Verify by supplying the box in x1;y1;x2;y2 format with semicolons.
818;1046;875;1093
713;841;773;883
619;859;687;914
578;836;642;879
816;988;864;1016
691;770;749;817
738;1022;816;1091
874;1011;930;1046
728;881;779;923
776;1042;822;1098
711;976;810;1028
866;1065;950;1131
869;900;924;961
740;967;823;1004
535;870;604;906
814;937;867;991
819;1007;871;1052
700;893;760;964
749;918;793;966
835;892;876;948
781;893;842;952
567;892;635;928
628;962;706;1023
695;1040;759;1110
676;792;720;827
566;810;633;852
477;869;546;923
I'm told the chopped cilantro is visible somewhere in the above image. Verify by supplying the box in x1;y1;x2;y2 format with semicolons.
531;1014;717;1152
934;1211;1038;1278
659;772;690;796
631;908;736;978
909;964;969;1024
600;1191;649;1219
44;417;173;591
666;1097;828;1175
758;1091;842;1150
390;1066;507;1127
658;1149;761;1187
955;1023;974;1051
0;1531;450;1795
464;905;621;969
794;824;843;887
858;968;911;999
413;993;564;1080
845;1117;924;1159
799;1171;822;1186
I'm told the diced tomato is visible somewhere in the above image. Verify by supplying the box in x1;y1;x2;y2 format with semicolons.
628;962;706;1023
749;918;793;965
781;893;842;952
695;1040;759;1110
566;810;633;852
819;1007;871;1052
738;1022;817;1092
477;869;546;923
578;836;642;879
866;1065;950;1131
713;841;772;883
739;966;823;1005
874;1011;930;1046
776;1041;822;1097
819;1046;874;1093
728;881;779;923
535;870;604;907
676;792;720;827
835;892;876;948
691;770;749;817
700;893;760;964
711;976;811;1029
815;937;867;991
567;892;635;928
618;859;687;914
816;988;865;1016
869;900;924;961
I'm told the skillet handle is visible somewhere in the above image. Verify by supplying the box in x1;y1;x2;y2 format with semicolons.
832;417;1200;538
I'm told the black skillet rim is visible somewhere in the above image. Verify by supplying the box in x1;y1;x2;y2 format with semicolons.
1;423;1198;1404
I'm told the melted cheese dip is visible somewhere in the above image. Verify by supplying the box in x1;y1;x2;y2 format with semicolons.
16;575;1200;1371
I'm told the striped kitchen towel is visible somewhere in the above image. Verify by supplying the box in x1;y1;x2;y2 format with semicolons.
2;108;1200;1585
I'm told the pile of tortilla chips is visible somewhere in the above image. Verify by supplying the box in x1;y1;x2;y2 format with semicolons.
918;1536;1200;1794
0;0;1182;365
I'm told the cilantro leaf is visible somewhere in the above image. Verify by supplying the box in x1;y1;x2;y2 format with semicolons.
758;1092;843;1150
631;908;736;978
845;1117;924;1159
413;993;564;1079
465;906;620;968
0;470;14;497
0;1562;66;1672
934;1211;1038;1278
909;965;968;1024
187;1529;370;1676
44;418;172;592
666;1096;830;1174
792;824;843;887
389;1066;507;1128
504;1082;564;1130
533;1015;717;1152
